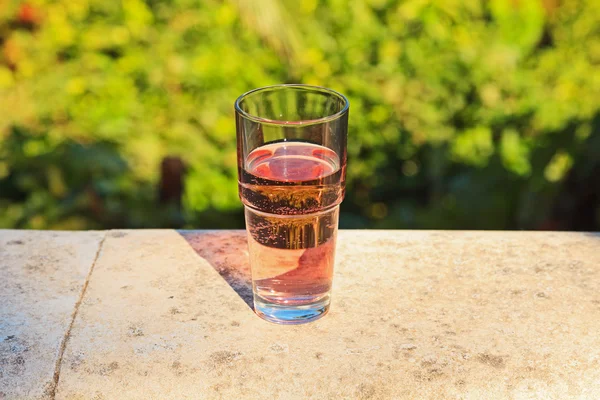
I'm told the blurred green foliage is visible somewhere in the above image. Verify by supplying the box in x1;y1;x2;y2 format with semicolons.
1;0;599;230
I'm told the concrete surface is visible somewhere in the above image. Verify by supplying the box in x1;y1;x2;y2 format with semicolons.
0;230;104;399
1;230;599;399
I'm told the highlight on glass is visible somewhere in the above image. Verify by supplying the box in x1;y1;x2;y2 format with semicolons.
235;84;349;324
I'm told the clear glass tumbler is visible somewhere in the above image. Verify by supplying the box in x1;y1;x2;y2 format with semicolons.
235;84;349;324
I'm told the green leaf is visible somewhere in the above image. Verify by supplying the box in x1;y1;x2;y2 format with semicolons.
451;126;494;167
490;0;545;53
544;151;573;182
500;129;531;176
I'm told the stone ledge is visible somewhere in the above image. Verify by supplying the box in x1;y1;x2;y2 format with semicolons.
1;230;599;399
0;230;105;399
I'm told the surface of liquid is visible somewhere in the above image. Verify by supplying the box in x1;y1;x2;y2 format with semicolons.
239;141;344;215
245;141;339;182
240;141;344;322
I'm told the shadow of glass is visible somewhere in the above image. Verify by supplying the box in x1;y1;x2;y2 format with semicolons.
178;230;253;310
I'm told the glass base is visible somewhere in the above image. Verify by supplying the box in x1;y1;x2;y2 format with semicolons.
253;295;330;325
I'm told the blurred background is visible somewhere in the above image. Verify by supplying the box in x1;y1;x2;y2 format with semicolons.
0;0;599;231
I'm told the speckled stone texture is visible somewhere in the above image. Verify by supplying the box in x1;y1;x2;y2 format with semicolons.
2;230;599;399
0;230;104;399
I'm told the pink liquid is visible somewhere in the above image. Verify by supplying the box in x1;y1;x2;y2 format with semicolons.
246;141;339;182
239;142;343;314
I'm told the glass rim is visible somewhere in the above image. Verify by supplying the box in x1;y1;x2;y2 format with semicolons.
234;84;349;126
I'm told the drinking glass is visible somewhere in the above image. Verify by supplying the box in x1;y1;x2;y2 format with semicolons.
235;84;349;324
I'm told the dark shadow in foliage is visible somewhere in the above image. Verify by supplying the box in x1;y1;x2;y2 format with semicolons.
352;111;600;232
178;230;253;310
542;113;600;231
0;126;128;228
159;156;187;209
0;126;187;229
